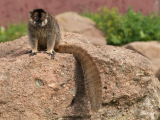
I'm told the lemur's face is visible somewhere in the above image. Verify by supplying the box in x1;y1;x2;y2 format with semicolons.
29;9;48;27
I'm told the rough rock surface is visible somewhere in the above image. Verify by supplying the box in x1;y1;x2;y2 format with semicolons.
0;33;160;120
55;12;107;46
123;41;160;80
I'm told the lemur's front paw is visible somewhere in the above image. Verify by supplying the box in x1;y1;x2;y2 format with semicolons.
44;51;56;59
30;51;41;56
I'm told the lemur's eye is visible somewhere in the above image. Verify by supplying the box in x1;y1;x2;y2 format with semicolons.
34;17;37;20
41;17;44;20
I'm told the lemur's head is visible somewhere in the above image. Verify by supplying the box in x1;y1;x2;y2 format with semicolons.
29;9;48;27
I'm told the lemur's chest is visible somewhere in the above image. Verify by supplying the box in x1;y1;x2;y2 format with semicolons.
34;28;48;47
35;28;47;39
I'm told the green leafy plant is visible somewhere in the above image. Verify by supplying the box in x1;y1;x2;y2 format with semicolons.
0;23;27;42
82;7;160;46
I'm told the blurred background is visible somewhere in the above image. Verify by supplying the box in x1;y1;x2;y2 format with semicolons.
0;0;159;25
1;0;160;79
0;0;160;44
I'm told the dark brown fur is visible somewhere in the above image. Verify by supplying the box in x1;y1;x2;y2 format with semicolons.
57;39;102;112
28;9;61;57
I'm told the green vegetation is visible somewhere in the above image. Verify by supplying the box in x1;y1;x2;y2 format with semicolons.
0;23;27;42
83;7;160;46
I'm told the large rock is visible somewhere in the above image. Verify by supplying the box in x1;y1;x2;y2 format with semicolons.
123;41;160;80
0;33;160;120
55;12;107;46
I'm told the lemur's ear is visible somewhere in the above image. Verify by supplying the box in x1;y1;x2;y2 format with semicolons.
44;11;48;18
29;11;33;17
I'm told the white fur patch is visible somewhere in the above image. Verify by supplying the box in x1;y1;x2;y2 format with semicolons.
42;19;48;26
29;18;36;26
